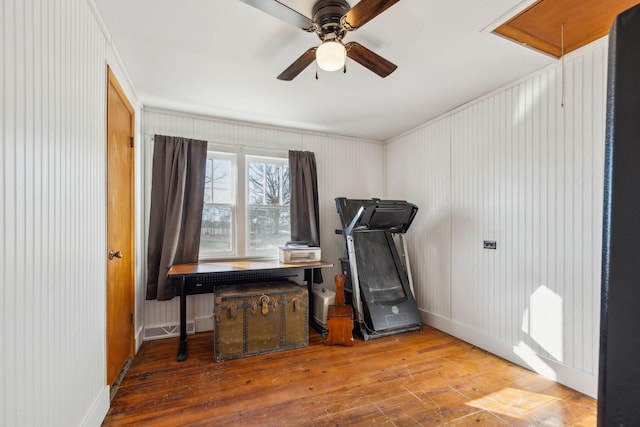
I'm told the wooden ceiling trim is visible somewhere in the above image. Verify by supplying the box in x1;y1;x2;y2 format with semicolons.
493;0;640;58
494;24;562;57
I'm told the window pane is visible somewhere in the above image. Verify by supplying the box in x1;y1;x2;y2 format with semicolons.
265;164;281;205
282;165;290;205
200;205;233;254
246;158;291;253
204;158;214;203
204;156;233;204
213;158;232;204
248;162;264;204
248;206;290;251
248;161;290;207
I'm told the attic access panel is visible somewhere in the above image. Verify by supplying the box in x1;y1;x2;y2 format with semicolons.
493;0;640;57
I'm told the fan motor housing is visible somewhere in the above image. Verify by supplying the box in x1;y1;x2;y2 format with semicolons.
312;0;350;35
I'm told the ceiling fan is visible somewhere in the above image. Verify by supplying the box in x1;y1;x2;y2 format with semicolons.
238;0;400;80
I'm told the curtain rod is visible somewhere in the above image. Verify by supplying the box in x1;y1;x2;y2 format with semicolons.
145;133;299;155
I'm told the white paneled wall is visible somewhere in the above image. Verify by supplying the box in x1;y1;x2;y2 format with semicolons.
386;118;452;317
1;0;122;426
142;109;385;336
304;133;386;267
386;40;607;397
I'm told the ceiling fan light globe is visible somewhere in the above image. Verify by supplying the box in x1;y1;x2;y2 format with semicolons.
316;40;346;72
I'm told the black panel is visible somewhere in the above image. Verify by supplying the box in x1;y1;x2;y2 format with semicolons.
354;232;407;304
177;271;296;296
335;197;379;229
335;197;418;234
599;4;640;426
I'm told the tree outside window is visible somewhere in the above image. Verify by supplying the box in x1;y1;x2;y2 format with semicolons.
247;157;290;253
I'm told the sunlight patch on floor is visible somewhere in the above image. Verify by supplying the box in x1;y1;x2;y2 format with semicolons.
466;387;559;419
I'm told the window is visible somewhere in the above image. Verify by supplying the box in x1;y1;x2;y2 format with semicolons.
201;152;235;258
246;156;290;255
199;150;290;259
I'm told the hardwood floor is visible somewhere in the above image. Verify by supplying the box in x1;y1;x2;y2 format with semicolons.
103;326;596;426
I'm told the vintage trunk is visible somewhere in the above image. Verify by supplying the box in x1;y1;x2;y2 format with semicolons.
214;281;308;362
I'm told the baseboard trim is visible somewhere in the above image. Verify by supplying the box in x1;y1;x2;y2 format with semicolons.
143;315;214;341
81;385;110;427
420;310;598;398
194;315;214;333
135;326;144;352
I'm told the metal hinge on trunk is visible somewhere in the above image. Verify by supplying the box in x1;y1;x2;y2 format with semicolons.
130;137;134;148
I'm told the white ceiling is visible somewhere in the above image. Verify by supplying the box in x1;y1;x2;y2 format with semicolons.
94;0;555;141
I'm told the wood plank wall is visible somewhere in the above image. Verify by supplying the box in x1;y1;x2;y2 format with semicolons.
386;40;608;398
2;0;107;425
1;0;141;425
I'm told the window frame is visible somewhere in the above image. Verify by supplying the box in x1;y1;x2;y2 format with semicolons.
198;144;290;261
245;154;291;257
200;150;237;259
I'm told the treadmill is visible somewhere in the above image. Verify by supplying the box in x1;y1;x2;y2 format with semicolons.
335;197;422;340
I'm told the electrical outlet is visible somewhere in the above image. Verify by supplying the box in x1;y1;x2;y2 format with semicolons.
483;240;497;249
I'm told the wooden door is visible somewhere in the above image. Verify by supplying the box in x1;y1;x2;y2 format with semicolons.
106;66;135;386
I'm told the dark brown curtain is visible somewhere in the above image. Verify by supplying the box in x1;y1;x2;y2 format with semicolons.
146;135;208;301
289;150;323;284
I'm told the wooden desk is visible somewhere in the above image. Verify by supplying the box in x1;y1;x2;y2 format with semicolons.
168;260;333;361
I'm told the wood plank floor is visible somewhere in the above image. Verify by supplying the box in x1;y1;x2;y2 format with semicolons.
102;326;596;426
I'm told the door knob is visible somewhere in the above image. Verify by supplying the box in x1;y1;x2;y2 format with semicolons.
109;250;123;260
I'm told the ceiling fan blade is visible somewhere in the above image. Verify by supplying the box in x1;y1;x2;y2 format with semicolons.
342;0;399;30
345;42;397;78
237;0;315;31
277;47;318;80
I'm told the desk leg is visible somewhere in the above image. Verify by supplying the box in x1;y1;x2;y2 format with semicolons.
307;268;328;335
308;268;313;325
177;276;188;361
